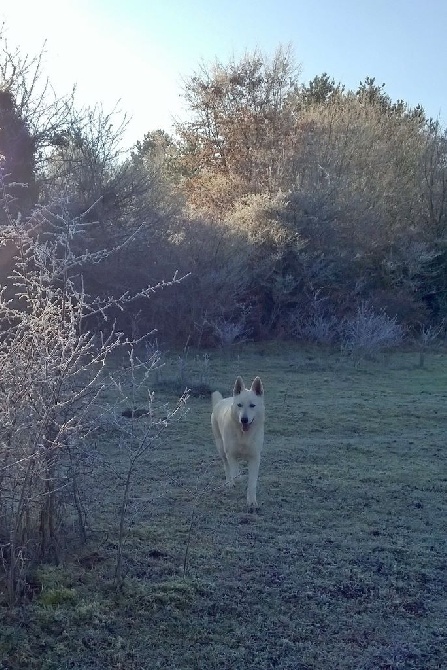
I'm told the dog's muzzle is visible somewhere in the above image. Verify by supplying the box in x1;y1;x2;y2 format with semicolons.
241;417;251;432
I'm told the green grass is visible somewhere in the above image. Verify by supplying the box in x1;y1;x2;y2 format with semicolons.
2;344;447;669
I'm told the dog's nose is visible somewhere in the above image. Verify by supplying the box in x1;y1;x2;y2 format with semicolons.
241;416;248;424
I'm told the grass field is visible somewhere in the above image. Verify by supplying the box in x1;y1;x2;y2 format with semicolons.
2;344;447;669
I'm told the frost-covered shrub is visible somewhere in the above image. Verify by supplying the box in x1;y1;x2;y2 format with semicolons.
340;302;405;356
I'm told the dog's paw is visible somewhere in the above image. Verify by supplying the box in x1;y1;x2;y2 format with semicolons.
247;503;259;514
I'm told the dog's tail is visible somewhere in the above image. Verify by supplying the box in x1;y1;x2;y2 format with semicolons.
211;391;222;409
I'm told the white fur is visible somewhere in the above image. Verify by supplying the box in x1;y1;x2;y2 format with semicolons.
211;376;265;509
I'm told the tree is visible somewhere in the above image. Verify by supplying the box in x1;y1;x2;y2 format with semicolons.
301;73;344;106
0;88;37;221
0;28;192;342
0;29;80;191
176;45;300;216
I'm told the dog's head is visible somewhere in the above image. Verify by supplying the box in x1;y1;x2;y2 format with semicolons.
232;376;264;432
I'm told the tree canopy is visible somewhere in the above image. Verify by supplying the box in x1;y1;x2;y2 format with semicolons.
1;35;447;345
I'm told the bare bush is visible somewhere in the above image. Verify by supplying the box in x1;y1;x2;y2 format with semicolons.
290;292;339;344
340;302;405;357
0;185;182;603
211;318;249;346
416;321;446;368
210;304;252;347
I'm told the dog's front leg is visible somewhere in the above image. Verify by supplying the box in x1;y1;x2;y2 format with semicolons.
246;455;260;510
225;456;240;486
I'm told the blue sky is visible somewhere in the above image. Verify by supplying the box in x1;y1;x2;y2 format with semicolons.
2;0;446;147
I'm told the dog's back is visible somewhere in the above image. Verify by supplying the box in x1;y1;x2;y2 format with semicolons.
211;390;223;409
211;390;233;436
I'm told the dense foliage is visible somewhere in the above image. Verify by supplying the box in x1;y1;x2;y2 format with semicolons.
172;50;447;344
1;35;447;347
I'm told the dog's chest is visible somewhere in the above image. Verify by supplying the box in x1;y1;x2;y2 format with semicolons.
225;428;262;459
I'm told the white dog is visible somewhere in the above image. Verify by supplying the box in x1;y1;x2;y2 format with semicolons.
211;376;265;509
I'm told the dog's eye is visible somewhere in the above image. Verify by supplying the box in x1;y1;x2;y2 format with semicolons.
249;403;256;408
237;402;243;408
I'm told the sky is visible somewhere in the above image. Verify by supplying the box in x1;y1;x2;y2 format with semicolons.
1;0;446;148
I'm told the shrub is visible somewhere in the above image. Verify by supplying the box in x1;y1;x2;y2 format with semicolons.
0;189;183;603
289;292;339;344
340;302;405;357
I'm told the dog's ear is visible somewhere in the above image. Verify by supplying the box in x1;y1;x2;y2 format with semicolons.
233;376;245;395
251;377;264;396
